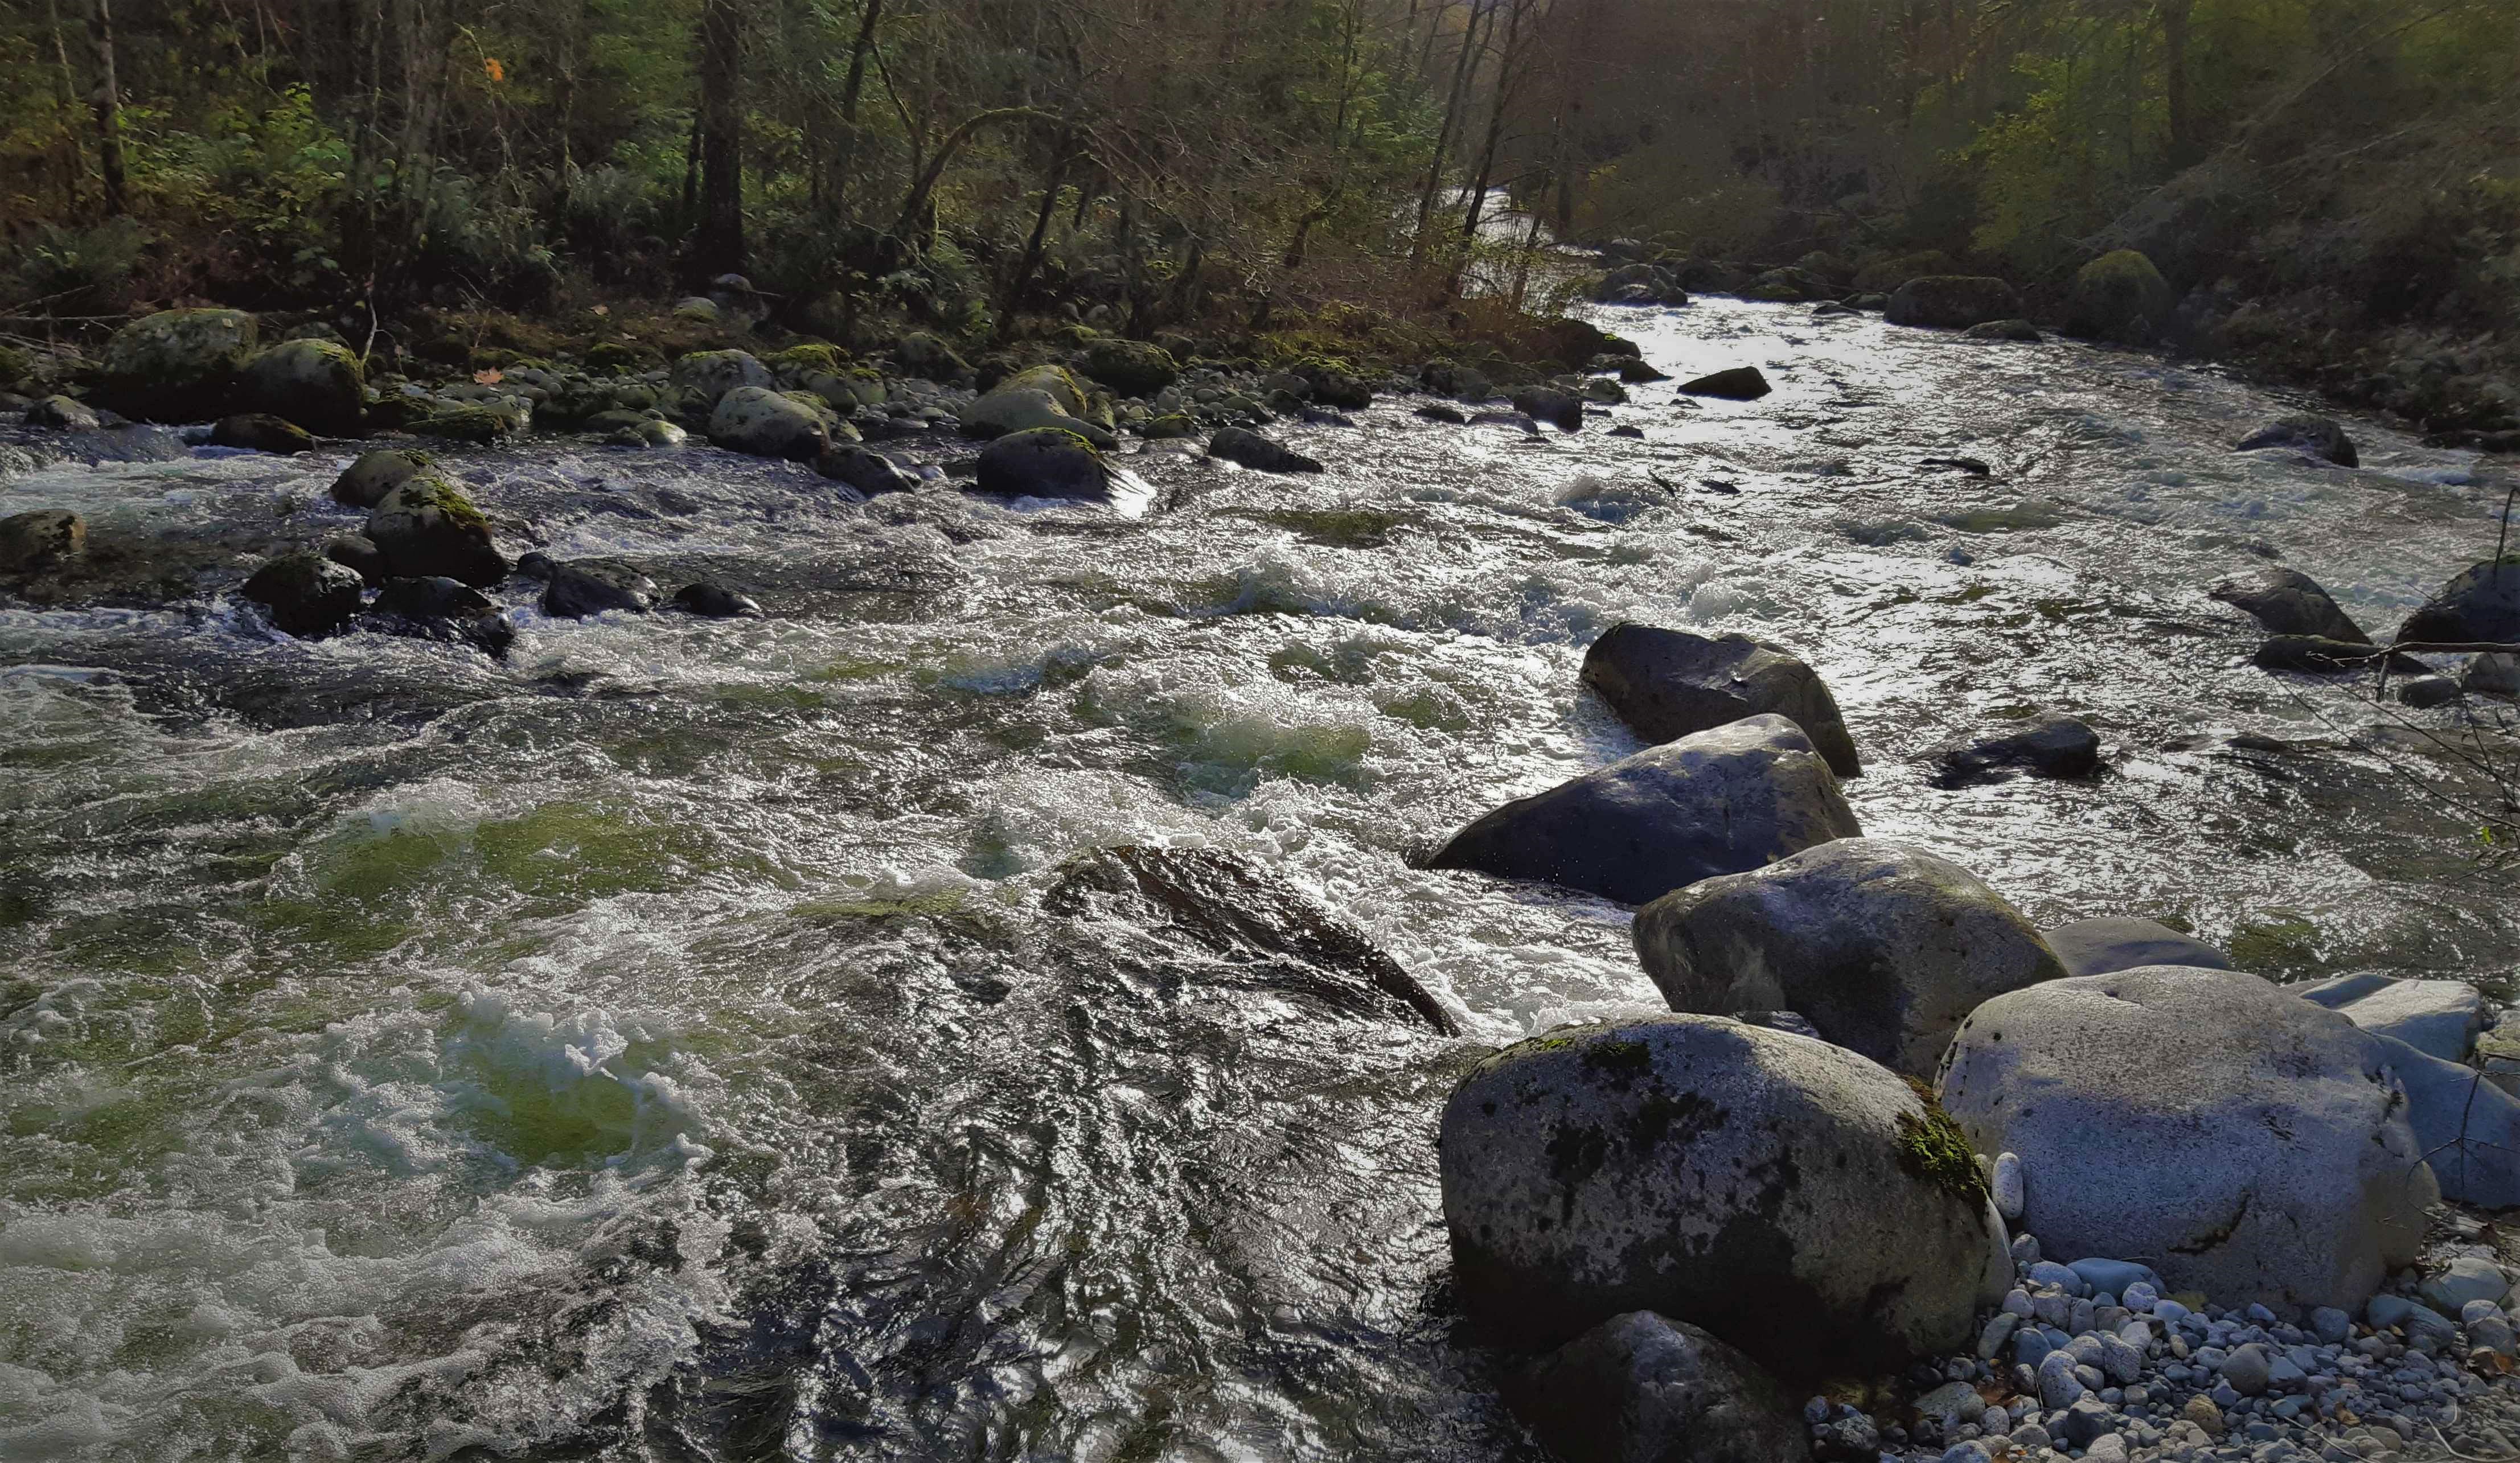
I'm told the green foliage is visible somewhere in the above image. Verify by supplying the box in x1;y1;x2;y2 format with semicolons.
6;219;150;310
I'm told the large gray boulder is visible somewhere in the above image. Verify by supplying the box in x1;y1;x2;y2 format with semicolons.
1885;277;2022;331
1440;1016;2012;1374
1936;966;2435;1312
237;338;364;434
1426;714;1861;906
960;384;1118;450
2041;916;2232;977
1580;624;1859;777
2210;566;2369;644
331;449;434;509
2358;1029;2520;1209
1508;1312;1812;1463
707;386;830;461
2066;250;2174;345
366;475;508;587
1635;839;2066;1077
96;307;258;420
668;350;772;409
2298;972;2483;1062
2396;557;2520;646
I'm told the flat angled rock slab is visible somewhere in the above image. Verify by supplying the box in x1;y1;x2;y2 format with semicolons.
2041;917;2234;978
2296;972;2484;1062
1580;624;1860;777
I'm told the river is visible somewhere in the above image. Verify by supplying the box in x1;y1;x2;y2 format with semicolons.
1;297;2514;1460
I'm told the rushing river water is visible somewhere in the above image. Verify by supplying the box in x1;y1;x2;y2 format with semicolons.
3;297;2517;1461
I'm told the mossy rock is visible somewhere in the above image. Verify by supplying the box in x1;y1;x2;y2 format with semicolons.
585;340;658;376
669;349;772;406
366;474;508;586
973;426;1119;502
2067;250;2174;346
1082;338;1182;397
411;404;526;443
1140;414;1200;440
767;342;849;376
332;449;434;508
994;364;1090;417
0;344;28;387
238;338;365;434
210;413;317;454
97;307;260;421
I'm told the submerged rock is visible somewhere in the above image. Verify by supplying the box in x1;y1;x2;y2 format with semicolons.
241;550;366;637
672;582;765;619
1676;367;1771;401
366;475;508;587
1937;965;2435;1312
2210;565;2369;643
1963;318;2042;342
541;559;659;618
1508;1312;1813;1463
2041;916;2232;977
1440;1015;2010;1372
1927;716;2100;787
1580;624;1860;778
2396;556;2520;646
0;509;85;573
1043;844;1455;1033
1885;277;2022;331
1426;714;1861;906
2252;635;2387;673
210;413;317;454
96;307;258;420
237;338;364;434
362;575;516;655
1636;838;2067;1078
2235;414;2357;467
1208;426;1323;474
331;449;434;509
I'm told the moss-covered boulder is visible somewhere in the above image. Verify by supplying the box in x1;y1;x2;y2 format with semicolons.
585;340;658;375
2066;250;2174;346
707;385;830;461
238;338;365;434
1884;276;2022;331
331;449;435;509
97;307;260;420
366;475;508;586
1140;413;1200;440
1296;357;1374;410
411;402;528;443
242;550;367;637
973;427;1119;502
210;413;317;454
1083;338;1183;397
668;350;772;408
997;363;1090;416
0;510;84;573
766;342;848;377
1439;1015;2012;1372
959;378;1118;450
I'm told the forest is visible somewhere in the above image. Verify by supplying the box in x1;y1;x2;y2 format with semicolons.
2;0;2516;417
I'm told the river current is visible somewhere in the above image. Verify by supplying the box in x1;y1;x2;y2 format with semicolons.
2;297;2515;1460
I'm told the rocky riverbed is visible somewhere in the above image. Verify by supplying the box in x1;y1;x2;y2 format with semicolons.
2;293;2518;1460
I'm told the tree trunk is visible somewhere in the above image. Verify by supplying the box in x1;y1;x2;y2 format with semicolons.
693;0;745;277
2161;0;2194;166
997;149;1072;342
81;0;126;217
1458;0;1528;251
1413;0;1492;262
43;0;83;203
830;0;884;221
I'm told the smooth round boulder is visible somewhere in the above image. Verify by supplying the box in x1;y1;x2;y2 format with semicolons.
237;338;364;434
331;449;434;509
366;475;508;587
1427;714;1861;906
2067;250;2174;344
210;413;316;454
1936;965;2436;1312
1508;1312;1812;1463
974;427;1118;503
707;386;829;461
1208;426;1323;474
1580;624;1859;776
1441;1016;2011;1374
1635;838;2067;1077
959;385;1118;449
2041;917;2232;977
668;350;772;408
1676;367;1770;401
815;443;919;496
2395;556;2520;646
1885;277;2022;331
241;550;367;637
1083;339;1181;397
2235;414;2357;467
96;307;258;420
541;559;658;618
2210;566;2369;643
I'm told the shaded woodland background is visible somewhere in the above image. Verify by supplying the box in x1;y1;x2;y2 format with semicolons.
2;0;2516;368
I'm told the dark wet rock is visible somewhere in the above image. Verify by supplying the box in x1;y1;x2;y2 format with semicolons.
1083;339;1181;397
2067;250;2174;345
815;443;918;496
241;550;367;636
2042;916;2233;977
2235;414;2357;467
1885;277;2022;331
1811;302;1858;318
1507;1312;1813;1463
1610;356;1672;384
542;559;659;618
893;332;970;381
95;307;258;420
668;349;773;408
321;534;388;586
237;338;364;434
2469;651;2520;697
0;509;87;573
2254;635;2390;673
1139;413;1201;440
1744;268;1825;303
1963;318;2041;342
409;403;526;443
1920;456;1990;475
363;575;515;655
1044;844;1455;1034
1421;361;1496;401
331;449;435;509
2397;673;2462;708
210;413;317;454
974;426;1119;502
1414;403;1468;425
1513;387;1585;432
1608;424;1644;439
1296;361;1374;410
1472;410;1542;434
708;386;830;461
1426;714;1861;906
1928;716;2101;787
513;550;558;581
1676;367;1771;401
2396;556;2520;646
366;475;508;587
672;582;765;619
1208;426;1323;474
1581;624;1860;777
26;394;100;430
1440;1015;2009;1372
2210;565;2368;643
1938;967;2435;1311
1636;838;2066;1078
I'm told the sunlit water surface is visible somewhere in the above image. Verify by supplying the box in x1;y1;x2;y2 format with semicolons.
3;298;2516;1460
